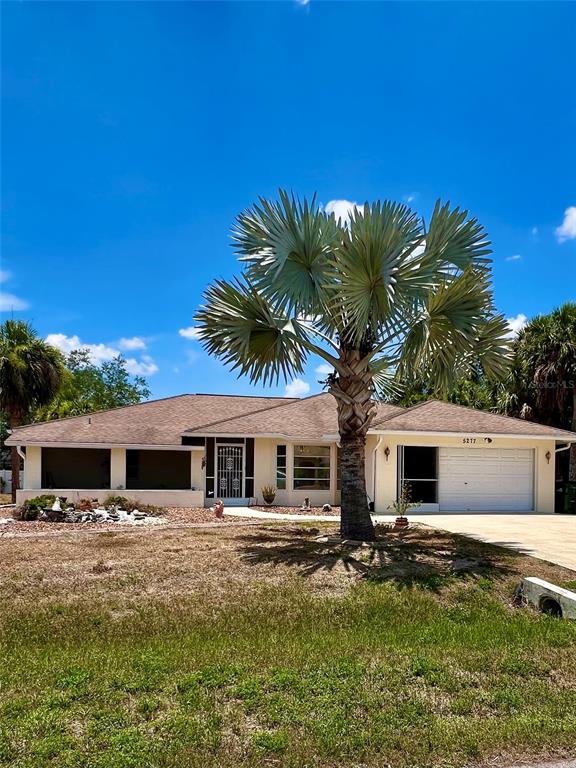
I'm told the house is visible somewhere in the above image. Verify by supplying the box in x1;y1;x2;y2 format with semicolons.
6;393;576;513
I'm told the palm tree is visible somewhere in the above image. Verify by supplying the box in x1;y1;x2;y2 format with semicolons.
0;320;64;501
512;303;576;480
195;192;510;540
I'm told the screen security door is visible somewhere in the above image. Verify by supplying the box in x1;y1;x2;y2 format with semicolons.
216;444;244;498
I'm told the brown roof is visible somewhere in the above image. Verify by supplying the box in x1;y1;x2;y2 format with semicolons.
185;393;404;439
6;394;297;446
7;393;575;446
372;399;576;439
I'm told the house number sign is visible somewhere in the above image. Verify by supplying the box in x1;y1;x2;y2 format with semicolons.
462;437;493;444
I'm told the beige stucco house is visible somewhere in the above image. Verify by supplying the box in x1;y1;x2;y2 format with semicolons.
7;392;576;513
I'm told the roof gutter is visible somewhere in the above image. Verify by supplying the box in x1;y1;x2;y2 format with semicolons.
371;436;382;505
555;444;572;453
4;441;204;451
367;429;576;442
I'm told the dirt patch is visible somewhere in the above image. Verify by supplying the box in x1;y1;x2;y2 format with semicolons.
252;505;341;516
3;521;571;615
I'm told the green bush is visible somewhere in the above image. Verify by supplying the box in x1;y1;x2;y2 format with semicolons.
16;494;56;521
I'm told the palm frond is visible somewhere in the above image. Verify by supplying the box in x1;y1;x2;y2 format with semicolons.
334;201;424;343
370;356;404;401
397;269;499;393
234;190;339;313
194;277;309;385
422;200;492;273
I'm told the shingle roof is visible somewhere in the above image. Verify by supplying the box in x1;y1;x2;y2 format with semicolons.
371;399;576;439
7;393;575;446
6;394;298;446
184;393;404;439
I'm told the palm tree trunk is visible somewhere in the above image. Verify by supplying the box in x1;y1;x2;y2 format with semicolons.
330;348;376;541
9;413;20;504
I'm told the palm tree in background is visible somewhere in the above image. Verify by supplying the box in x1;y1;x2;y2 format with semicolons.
0;320;64;501
195;192;511;540
511;303;576;480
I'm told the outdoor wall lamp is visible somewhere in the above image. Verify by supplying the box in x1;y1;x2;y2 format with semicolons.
545;451;551;464
384;446;390;461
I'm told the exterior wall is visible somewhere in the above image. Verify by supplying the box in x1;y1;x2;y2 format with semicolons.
110;448;126;490
16;488;204;507
373;434;556;514
253;438;338;506
23;446;42;490
191;451;204;491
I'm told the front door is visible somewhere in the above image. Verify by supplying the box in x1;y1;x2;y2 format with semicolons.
217;444;244;498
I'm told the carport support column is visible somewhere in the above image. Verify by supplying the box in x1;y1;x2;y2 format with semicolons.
110;448;126;491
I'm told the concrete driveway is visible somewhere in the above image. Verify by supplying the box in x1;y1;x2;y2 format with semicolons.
403;513;576;571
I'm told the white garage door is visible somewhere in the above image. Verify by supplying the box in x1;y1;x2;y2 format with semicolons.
438;447;534;512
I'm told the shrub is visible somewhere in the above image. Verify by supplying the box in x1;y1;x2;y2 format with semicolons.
15;494;56;521
102;495;163;515
103;495;132;509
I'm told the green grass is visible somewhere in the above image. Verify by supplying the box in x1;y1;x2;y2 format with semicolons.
1;525;575;767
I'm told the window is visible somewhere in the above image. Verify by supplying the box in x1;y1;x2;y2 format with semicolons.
293;445;330;490
399;446;438;504
276;445;286;489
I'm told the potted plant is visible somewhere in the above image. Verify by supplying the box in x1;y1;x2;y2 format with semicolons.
261;485;276;505
388;482;420;529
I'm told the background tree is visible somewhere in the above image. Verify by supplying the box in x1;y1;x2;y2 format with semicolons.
35;349;151;420
394;364;503;412
195;192;510;540
0;320;64;501
506;303;576;480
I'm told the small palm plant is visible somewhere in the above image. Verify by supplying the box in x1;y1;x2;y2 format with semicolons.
388;481;421;519
195;191;510;540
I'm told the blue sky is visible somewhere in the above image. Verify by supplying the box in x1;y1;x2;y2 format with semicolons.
2;1;575;400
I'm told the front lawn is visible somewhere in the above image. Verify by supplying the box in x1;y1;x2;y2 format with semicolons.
1;523;575;767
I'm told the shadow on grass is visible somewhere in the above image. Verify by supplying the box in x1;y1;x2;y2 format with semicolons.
235;525;520;592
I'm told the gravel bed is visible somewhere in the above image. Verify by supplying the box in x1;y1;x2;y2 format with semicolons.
252;505;341;516
163;507;229;524
0;507;232;535
0;505;341;535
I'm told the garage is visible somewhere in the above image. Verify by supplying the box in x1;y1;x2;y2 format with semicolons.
438;447;534;512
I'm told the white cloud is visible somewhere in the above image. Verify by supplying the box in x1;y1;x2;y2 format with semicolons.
403;193;416;203
505;254;522;262
555;206;576;243
179;326;203;340
0;292;29;311
324;199;363;224
45;333;158;375
295;0;310;5
531;226;538;237
0;271;29;311
285;378;310;397
125;355;159;376
315;363;333;376
46;333;119;362
505;313;528;339
118;336;146;351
